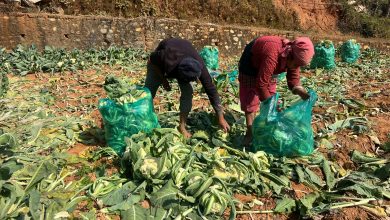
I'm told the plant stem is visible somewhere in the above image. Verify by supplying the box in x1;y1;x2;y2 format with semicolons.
177;192;196;203
329;198;375;210
236;210;274;214
364;159;389;165
326;194;373;201
220;144;246;157
174;207;195;220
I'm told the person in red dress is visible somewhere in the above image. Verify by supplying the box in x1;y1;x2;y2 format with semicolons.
238;36;315;146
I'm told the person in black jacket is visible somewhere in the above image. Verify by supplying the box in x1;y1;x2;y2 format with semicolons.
145;38;230;138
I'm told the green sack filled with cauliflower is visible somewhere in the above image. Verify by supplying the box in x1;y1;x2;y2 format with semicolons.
199;46;219;70
310;40;336;69
340;39;360;64
98;75;160;156
252;90;317;157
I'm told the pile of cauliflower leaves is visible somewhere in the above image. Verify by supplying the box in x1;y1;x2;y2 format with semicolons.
114;122;389;219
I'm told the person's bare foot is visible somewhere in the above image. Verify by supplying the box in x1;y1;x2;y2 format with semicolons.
243;132;253;148
178;126;192;139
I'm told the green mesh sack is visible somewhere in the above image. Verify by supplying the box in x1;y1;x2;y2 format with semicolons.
310;40;336;69
340;39;361;63
252;90;317;157
0;71;8;98
98;87;160;156
0;48;9;97
199;46;219;70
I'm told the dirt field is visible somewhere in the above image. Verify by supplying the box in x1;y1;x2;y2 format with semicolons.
3;49;388;219
1;1;389;218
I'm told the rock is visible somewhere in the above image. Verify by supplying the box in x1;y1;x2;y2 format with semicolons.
5;0;21;7
21;0;36;8
44;6;64;14
369;135;381;145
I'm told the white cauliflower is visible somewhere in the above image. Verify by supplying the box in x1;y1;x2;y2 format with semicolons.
139;158;158;178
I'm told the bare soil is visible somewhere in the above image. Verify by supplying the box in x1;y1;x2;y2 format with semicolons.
273;0;339;33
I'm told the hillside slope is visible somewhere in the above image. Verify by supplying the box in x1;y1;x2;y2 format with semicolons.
0;0;339;33
273;0;339;33
1;0;389;38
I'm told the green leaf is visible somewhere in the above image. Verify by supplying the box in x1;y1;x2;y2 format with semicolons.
274;197;296;213
79;209;97;220
309;202;330;215
104;195;143;211
319;138;333;149
374;163;390;181
150;180;179;208
54;211;71;219
164;203;197;219
101;181;138;206
66;196;88;212
327;117;369;134
340;182;384;198
294;165;305;183
0;193;17;219
304;167;324;187
321;160;336;189
269;181;283;195
298;192;321;216
44;200;61;220
120;204;147;220
260;171;289;187
191;130;209;141
380;141;390;152
2;181;24;198
65;129;74;139
351;150;382;164
28;122;43;145
0;160;23;181
0;133;17;149
146;207;167;220
339;99;367;110
25;161;57;192
299;192;320;209
29;190;41;220
212;137;226;147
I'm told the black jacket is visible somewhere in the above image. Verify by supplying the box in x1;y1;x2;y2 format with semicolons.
149;38;222;113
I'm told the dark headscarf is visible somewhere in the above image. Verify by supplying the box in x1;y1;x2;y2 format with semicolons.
176;57;202;82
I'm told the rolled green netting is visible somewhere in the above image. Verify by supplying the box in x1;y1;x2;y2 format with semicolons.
252;90;317;157
340;39;361;63
310;40;336;69
199;46;219;70
98;87;160;156
0;71;8;97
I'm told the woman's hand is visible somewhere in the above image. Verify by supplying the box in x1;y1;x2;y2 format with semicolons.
292;86;310;100
217;113;230;132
